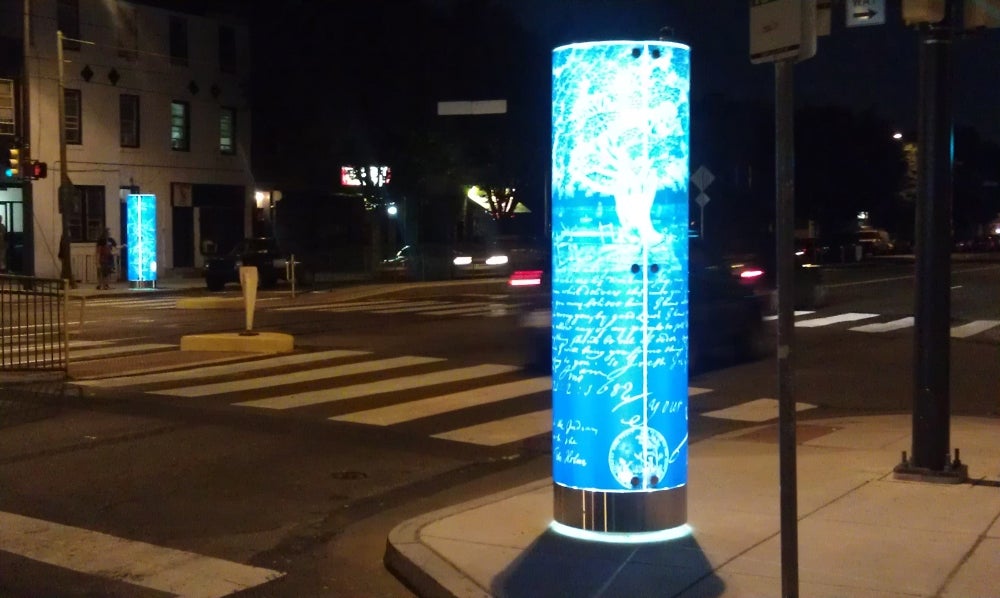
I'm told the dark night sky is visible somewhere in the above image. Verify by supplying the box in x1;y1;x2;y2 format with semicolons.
493;0;1000;143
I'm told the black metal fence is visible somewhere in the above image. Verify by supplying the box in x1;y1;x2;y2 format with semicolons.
0;274;69;372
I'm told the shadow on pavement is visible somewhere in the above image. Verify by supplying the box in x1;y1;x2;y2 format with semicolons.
492;529;724;597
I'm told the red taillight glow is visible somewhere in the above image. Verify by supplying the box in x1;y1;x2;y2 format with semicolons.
509;270;543;286
739;269;764;280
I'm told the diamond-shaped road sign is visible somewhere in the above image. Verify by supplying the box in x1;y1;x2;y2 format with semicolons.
691;165;714;192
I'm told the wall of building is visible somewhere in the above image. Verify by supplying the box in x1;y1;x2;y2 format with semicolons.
23;0;252;279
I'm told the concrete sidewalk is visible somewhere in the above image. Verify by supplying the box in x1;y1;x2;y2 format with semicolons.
386;414;1000;597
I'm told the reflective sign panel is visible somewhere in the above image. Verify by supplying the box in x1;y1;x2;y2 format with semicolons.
551;41;690;531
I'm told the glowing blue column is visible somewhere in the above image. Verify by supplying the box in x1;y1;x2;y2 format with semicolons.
550;41;691;539
126;194;157;286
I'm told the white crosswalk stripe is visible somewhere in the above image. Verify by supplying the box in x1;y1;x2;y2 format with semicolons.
6;341;174;364
271;297;513;318
950;319;1000;338
774;310;1000;339
75;350;725;447
0;511;283;596
150;355;444;398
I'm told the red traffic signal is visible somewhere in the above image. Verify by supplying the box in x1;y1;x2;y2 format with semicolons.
29;161;47;179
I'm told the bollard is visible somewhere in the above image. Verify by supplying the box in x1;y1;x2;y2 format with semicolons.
239;266;259;336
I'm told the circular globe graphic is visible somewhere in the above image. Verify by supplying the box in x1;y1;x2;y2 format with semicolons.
608;426;670;489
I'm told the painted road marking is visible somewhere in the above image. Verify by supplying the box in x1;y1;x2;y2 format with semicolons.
795;312;878;328
272;299;406;312
951;320;1000;338
234;364;520;410
432;409;553;446
702;398;817;422
152;355;444;398
332;377;552;426
74;349;370;388
850;317;914;333
763;310;815;321
0;511;283;597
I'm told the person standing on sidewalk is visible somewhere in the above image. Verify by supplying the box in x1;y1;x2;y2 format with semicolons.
95;228;117;290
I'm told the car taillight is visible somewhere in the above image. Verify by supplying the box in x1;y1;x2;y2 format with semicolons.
739;269;764;280
509;270;543;287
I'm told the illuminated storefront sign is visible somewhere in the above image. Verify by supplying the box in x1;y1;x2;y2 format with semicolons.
340;166;391;187
126;194;156;283
550;41;691;537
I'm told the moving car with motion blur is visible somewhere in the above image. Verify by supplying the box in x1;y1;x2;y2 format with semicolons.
508;237;771;374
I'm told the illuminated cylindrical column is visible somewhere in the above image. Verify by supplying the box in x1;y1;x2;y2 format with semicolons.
126;194;157;287
550;41;691;539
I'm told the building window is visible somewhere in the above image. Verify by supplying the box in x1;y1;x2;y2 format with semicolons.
57;0;80;51
68;186;106;243
116;2;138;61
64;88;82;145
169;17;188;66
219;107;236;155
120;94;140;148
0;79;14;136
170;101;189;151
219;25;237;74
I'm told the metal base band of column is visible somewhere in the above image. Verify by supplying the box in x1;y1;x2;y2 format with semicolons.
553;483;687;533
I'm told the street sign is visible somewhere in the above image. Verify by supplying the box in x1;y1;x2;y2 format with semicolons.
751;0;806;63
695;193;710;208
847;0;886;27
691;165;715;192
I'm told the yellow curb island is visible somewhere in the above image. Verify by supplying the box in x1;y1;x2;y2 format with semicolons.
180;332;294;354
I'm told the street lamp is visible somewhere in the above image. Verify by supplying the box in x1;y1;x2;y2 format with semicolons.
893;131;904;140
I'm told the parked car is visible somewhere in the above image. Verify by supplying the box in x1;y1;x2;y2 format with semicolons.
203;237;310;291
507;238;770;374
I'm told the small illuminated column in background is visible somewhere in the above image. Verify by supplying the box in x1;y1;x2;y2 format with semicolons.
126;194;157;288
550;41;691;540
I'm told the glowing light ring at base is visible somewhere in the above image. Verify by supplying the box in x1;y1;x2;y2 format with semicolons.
126;194;157;282
550;521;692;544
550;41;691;521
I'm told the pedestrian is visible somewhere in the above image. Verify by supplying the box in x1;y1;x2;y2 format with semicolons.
95;228;117;290
0;214;7;273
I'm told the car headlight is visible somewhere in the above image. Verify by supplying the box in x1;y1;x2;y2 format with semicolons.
486;255;508;266
453;256;473;266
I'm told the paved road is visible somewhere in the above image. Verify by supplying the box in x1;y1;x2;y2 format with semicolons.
1;262;997;596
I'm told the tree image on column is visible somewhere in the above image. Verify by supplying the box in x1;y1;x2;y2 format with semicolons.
552;43;689;248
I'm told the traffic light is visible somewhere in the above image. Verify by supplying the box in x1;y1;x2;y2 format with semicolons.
29;161;47;179
5;147;20;178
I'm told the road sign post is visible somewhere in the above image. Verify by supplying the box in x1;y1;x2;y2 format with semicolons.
691;165;714;238
750;3;818;594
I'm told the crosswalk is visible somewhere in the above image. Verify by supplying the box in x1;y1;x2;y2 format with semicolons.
69;347;828;447
272;296;518;318
764;310;1000;339
80;296;180;309
1;336;175;365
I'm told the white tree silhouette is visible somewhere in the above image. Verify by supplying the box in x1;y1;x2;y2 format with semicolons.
552;42;690;246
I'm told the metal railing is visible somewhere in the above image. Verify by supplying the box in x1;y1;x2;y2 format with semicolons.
0;274;69;372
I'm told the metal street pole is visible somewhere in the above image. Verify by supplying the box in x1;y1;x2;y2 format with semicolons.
775;57;798;598
20;0;35;276
56;29;74;286
894;0;965;481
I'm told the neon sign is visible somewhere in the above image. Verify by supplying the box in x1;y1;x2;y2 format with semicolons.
551;41;691;536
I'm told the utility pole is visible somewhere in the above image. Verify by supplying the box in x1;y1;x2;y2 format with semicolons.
20;0;34;276
894;0;966;482
56;29;74;286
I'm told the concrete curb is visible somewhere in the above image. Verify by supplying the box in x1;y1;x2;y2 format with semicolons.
385;479;550;598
